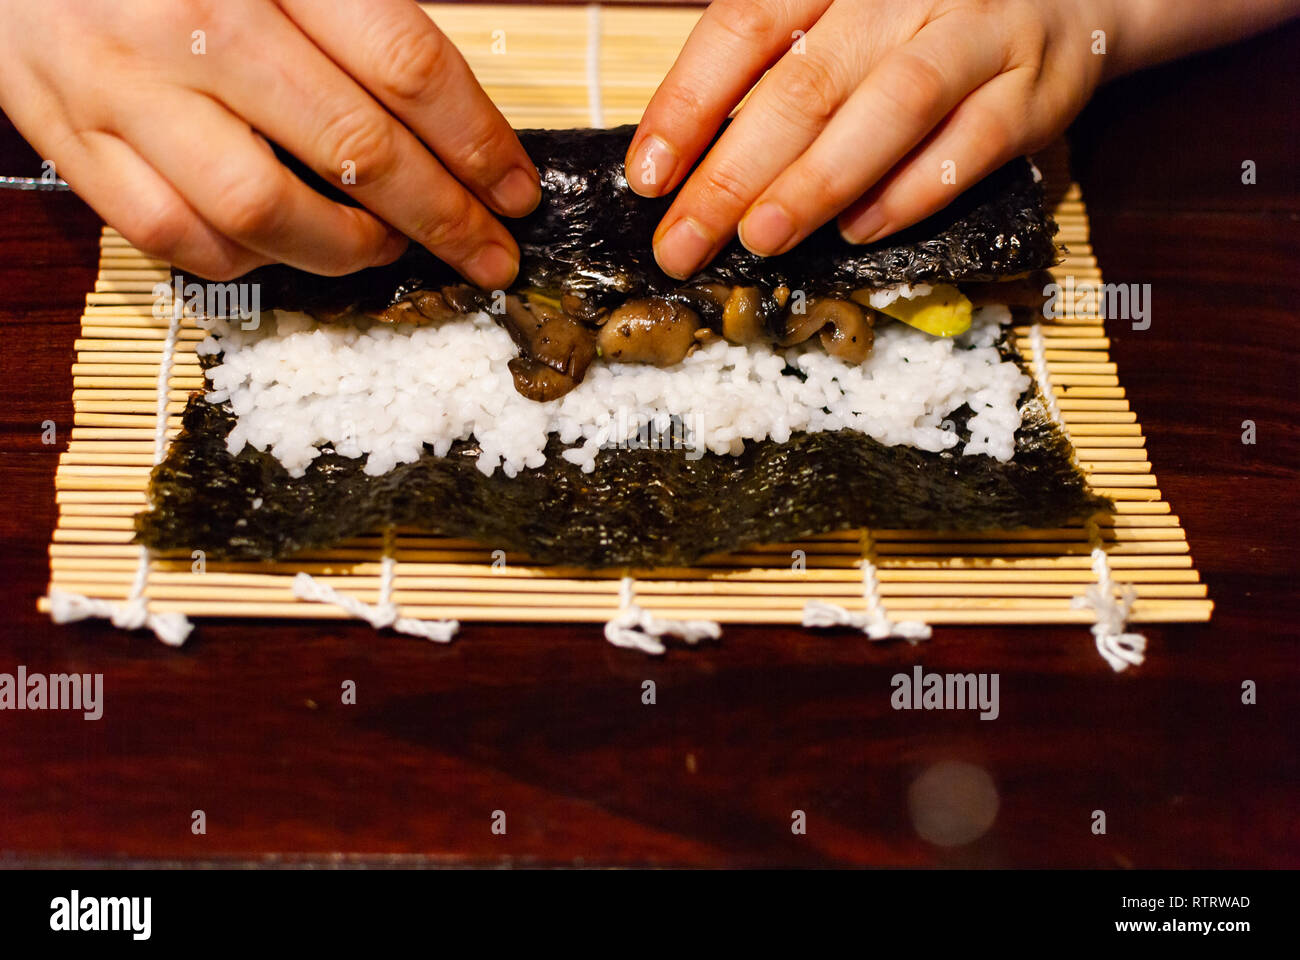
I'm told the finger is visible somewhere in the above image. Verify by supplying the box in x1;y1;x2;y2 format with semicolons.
0;75;270;280
626;0;832;198
837;72;1030;244
739;18;1005;256
277;0;539;217
206;8;520;288
60;130;272;281
651;10;875;278
117;89;408;276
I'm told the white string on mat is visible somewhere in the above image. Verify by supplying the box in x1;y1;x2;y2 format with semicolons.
48;290;193;646
291;528;458;642
604;577;722;655
1073;517;1147;672
1029;322;1146;671
584;4;605;129
1028;322;1064;426
802;530;931;641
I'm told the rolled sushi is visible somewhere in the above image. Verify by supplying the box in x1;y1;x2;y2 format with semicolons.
135;125;1106;567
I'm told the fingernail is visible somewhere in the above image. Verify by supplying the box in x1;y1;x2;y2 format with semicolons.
739;201;797;256
371;230;409;267
628;135;678;196
839;204;888;244
489;165;541;216
464;242;518;289
654;217;713;279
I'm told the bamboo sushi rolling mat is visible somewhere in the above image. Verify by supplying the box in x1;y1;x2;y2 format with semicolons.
38;2;1212;634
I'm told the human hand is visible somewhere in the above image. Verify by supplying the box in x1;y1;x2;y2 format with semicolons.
626;0;1116;278
0;0;539;285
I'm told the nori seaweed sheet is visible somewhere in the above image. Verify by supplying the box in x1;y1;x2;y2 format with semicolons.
222;123;1060;312
144;125;1092;566
135;335;1108;568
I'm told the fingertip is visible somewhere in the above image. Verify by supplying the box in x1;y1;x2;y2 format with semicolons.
462;241;519;290
370;229;410;267
837;203;889;245
489;164;542;218
835;215;859;245
738;200;797;257
174;253;274;284
653;216;713;280
626;134;679;198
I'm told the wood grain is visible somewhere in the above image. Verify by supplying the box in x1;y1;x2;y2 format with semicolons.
0;8;1296;868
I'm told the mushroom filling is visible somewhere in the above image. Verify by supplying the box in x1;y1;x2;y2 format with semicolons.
350;274;1048;401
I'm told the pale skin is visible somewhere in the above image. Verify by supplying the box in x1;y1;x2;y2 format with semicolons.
0;0;540;286
628;0;1300;279
1;0;1295;288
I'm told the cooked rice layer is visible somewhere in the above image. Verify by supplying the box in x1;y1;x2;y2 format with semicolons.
197;304;1027;478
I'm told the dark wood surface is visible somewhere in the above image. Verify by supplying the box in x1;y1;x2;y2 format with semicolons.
1;17;1297;869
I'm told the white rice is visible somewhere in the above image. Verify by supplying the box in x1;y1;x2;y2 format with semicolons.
197;302;1027;479
865;282;932;310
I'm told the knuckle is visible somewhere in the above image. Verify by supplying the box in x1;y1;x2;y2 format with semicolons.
774;57;842;126
977;108;1015;161
1019;112;1056;156
454;123;504;186
413;192;476;253
1034;72;1085;137
713;0;779;45
795;161;847;211
152;0;219;33
1004;9;1048;73
178;0;220;22
144;0;233;59
657;82;709;125
882;53;948;119
372;28;449;102
123;205;192;261
212;175;285;239
696;160;753;213
320;105;397;188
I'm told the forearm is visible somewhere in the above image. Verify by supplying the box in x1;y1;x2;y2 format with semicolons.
1102;0;1300;79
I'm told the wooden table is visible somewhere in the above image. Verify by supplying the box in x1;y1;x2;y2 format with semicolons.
1;18;1296;869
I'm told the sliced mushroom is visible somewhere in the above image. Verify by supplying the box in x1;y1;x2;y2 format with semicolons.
441;284;486;314
720;286;765;344
499;295;597;380
779;300;826;346
561;290;610;325
814;299;874;364
507;356;581;402
670;282;729;326
369;289;459;324
689;283;731;308
778;297;874;363
597;298;701;365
